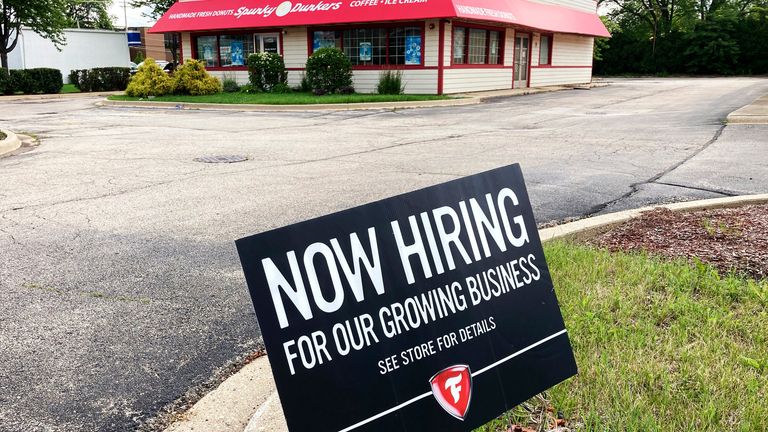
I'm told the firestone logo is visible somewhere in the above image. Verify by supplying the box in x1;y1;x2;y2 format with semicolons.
234;1;342;19
430;365;472;420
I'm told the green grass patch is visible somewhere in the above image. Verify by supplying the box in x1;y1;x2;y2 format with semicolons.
107;91;450;105
60;84;80;93
0;131;5;140
477;241;768;432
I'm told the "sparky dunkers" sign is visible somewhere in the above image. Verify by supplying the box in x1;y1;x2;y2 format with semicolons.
236;164;577;431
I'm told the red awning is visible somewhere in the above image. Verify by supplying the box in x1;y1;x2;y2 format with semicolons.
149;0;610;38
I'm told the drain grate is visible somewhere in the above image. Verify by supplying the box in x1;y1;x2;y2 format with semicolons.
194;155;248;164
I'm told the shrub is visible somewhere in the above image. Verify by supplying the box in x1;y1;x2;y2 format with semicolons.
125;58;173;97
0;68;11;95
171;59;221;95
305;48;353;94
271;83;291;94
133;51;145;64
247;52;287;92
27;68;63;94
377;70;403;94
10;70;34;94
222;76;240;93
239;84;259;94
299;73;311;92
70;67;130;92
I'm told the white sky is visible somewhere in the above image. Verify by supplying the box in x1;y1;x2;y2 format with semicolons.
108;1;157;28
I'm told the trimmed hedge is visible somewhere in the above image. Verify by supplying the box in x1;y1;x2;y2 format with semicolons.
69;67;131;92
5;68;63;94
0;68;10;95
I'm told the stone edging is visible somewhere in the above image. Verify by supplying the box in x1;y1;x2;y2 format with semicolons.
0;129;21;157
162;193;768;432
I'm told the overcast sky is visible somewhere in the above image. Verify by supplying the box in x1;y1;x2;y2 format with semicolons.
108;1;157;28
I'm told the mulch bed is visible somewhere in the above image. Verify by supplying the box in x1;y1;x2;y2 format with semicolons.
589;204;768;280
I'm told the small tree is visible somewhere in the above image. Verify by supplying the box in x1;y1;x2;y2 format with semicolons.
247;52;287;92
125;58;173;97
171;59;221;95
0;0;68;69
130;0;181;64
305;48;353;94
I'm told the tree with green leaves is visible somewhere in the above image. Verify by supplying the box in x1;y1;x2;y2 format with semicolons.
1;0;68;69
130;0;180;63
65;0;115;30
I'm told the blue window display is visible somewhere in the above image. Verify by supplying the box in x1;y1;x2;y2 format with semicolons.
405;35;422;65
359;42;372;61
230;41;244;66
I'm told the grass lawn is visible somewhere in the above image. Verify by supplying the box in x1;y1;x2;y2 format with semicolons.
107;92;451;105
478;241;767;432
60;84;80;93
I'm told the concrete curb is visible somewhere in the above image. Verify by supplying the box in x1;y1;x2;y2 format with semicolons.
98;96;480;112
0;91;123;102
162;193;768;432
98;83;606;112
0;129;21;158
726;94;768;124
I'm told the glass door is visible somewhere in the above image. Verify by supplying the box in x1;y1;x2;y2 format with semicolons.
513;33;530;88
255;33;280;54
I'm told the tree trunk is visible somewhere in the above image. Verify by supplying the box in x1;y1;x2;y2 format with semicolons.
1;51;7;69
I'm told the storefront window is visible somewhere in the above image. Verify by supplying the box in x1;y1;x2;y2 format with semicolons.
196;35;218;67
468;29;487;64
312;31;342;52
489;31;500;64
453;27;466;64
311;26;423;66
343;28;387;65
539;35;551;65
219;34;255;67
453;26;502;65
388;27;421;65
194;33;281;67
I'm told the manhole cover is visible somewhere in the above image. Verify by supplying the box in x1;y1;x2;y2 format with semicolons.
194;155;248;163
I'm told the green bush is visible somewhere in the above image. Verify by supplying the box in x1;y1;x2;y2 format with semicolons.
28;68;63;94
70;67;130;92
125;57;173;97
247;52;287;92
222;77;240;93
0;68;11;95
271;83;291;94
9;70;34;94
133;51;145;64
305;48;353;94
171;59;221;95
377;70;403;95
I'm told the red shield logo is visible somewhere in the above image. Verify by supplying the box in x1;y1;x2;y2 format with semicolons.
429;365;472;420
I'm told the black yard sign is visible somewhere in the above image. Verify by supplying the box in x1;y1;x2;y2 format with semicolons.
236;164;577;432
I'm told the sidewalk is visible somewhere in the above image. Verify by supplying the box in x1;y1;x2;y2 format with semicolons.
163;193;768;432
727;94;768;124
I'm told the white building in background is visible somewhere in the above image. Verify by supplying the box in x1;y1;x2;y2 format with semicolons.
7;28;131;83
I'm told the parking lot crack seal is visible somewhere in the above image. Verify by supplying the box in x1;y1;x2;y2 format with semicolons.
584;124;727;216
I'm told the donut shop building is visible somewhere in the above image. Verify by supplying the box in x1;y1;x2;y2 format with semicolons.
149;0;610;94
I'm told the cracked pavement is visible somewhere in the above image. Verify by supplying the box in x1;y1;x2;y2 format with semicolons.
1;77;767;431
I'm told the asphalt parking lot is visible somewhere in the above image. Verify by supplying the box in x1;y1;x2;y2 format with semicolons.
1;77;767;431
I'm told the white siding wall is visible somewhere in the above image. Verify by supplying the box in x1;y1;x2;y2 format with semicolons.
504;29;515;67
529;0;596;12
443;69;512;93
424;20;440;67
208;70;249;85
351;70;438;94
8;28;130;83
181;32;192;61
529;67;591;86
552;33;593;66
529;33;593;87
442;21;452;67
283;27;308;69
